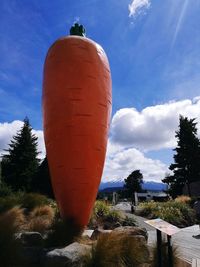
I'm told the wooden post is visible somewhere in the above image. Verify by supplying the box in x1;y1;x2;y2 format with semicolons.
167;235;173;267
157;229;162;267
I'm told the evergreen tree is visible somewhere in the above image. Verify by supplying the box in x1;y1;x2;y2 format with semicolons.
162;115;200;197
33;156;54;198
124;170;143;203
1;117;40;192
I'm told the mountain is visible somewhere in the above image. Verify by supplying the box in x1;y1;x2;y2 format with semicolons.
99;181;167;191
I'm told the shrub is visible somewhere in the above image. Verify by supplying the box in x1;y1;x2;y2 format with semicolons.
93;200;110;218
27;205;55;234
0;194;20;214
84;231;149;267
175;195;191;204
137;200;196;227
45;216;83;247
0;208;25;266
21;193;50;211
122;215;136;227
89;201;125;229
0;182;13;197
29;205;55;219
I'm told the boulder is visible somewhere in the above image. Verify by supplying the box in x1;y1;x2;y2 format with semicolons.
15;231;44;247
18;246;45;266
43;242;91;267
109;227;150;265
90;228;112;240
113;226;148;241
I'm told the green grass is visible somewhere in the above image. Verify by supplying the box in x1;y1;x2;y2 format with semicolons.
89;200;136;229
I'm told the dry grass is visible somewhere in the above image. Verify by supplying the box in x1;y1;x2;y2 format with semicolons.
151;239;180;267
27;205;55;233
84;231;150;267
0;207;25;266
175;195;191;204
45;217;84;247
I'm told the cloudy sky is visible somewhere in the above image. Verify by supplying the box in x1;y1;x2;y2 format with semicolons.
1;0;200;183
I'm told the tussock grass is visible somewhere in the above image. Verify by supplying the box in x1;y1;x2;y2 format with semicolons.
84;231;149;267
175;195;191;204
0;207;25;266
27;205;55;233
45;216;84;247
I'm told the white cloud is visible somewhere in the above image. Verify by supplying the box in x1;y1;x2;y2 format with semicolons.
0;120;45;159
111;98;200;151
103;143;168;183
2;97;200;183
129;0;151;17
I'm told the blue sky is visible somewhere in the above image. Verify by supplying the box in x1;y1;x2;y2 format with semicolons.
1;0;200;182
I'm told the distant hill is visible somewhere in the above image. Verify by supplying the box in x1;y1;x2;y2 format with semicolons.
99;181;167;192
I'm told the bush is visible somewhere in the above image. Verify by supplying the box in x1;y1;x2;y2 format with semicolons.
137;200;196;227
0;208;25;266
0;182;13;197
84;231;149;267
121;216;136;227
89;201;125;229
175;195;191;204
0;194;21;214
45;216;83;247
93;201;110;218
21;193;50;211
27;205;55;234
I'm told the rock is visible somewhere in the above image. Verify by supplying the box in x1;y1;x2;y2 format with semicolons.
90;228;112;240
113;226;148;241
82;229;94;238
44;242;91;267
109;228;150;265
15;231;44;247
18;246;45;266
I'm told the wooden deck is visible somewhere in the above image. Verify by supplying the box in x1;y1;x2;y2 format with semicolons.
147;225;200;265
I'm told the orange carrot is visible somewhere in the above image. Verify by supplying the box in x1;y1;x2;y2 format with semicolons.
42;24;112;229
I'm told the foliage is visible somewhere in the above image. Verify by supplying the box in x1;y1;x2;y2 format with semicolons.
20;192;50;211
45;215;83;247
0;182;13;197
33;156;54;198
84;231;149;267
124;170;143;203
163;116;200;197
0;194;21;214
93;200;110;218
0;192;51;214
1;117;40;192
136;200;196;227
89;201;135;229
0;208;25;266
27;205;55;233
175;195;191;204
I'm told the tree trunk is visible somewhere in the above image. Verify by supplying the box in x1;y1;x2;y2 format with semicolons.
186;182;191;197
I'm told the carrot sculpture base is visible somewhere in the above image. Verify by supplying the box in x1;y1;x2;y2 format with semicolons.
42;24;112;230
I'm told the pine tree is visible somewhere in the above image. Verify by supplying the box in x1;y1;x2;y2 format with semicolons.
124;170;143;203
1;117;40;192
162;115;200;197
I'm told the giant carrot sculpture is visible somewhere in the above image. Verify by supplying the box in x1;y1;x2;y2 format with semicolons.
42;24;112;229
